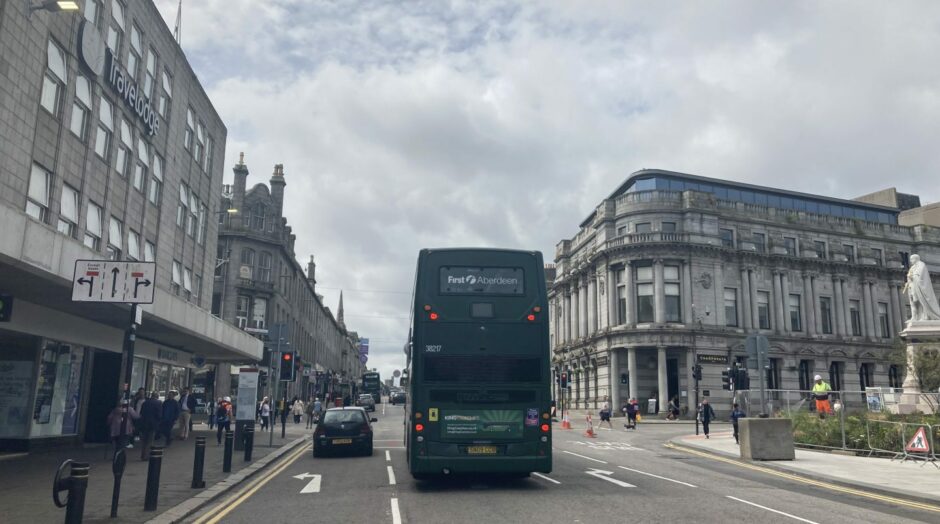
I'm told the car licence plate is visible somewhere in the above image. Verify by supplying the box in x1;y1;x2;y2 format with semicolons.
467;446;498;455
332;438;353;445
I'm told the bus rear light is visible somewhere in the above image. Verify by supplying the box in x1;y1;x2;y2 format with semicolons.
429;312;439;320
542;413;550;419
417;436;424;443
526;314;536;321
415;423;425;432
415;412;423;419
540;423;550;432
424;305;432;311
540;436;548;443
533;306;541;313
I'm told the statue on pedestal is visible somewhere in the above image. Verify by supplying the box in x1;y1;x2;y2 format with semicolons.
903;254;940;322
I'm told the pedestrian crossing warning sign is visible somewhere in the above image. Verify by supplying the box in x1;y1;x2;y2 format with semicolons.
905;427;930;453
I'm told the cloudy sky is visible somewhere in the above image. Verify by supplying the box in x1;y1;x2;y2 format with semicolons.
155;0;940;381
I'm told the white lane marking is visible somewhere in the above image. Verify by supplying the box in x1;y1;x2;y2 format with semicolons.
383;402;386;415
387;465;397;485
391;497;402;524
726;496;820;524
375;446;406;449
532;472;560;484
562;450;607;464
617;466;697;488
585;468;635;488
292;473;322;494
385;450;391;461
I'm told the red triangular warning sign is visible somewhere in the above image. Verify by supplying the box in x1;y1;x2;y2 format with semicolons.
905;427;930;453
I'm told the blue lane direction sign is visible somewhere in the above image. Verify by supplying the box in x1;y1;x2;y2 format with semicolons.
71;260;156;303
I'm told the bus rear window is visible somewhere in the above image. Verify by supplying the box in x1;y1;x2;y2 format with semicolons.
439;267;524;295
424;356;541;383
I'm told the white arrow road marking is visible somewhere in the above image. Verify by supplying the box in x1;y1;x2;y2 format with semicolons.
532;472;560;484
562;450;607;464
585;468;635;488
293;473;322;493
387;465;397;485
726;496;819;524
617;466;697;487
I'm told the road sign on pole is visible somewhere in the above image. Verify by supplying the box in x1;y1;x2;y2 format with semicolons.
71;260;156;303
746;334;770;418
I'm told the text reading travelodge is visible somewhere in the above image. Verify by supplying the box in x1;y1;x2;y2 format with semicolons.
439;267;524;295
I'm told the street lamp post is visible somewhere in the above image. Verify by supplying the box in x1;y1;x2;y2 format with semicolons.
691;304;709;436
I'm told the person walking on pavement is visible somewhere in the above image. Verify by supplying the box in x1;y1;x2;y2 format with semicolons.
623;398;638;430
730;403;747;444
216;397;233;445
305;397;317;429
178;387;196;440
812;374;833;417
208;397;221;430
599;395;613;429
259;397;271;431
131;388;146;442
107;397;138;454
159;391;181;447
699;398;716;438
313;397;323;424
292;397;305;424
138;392;162;460
667;396;681;420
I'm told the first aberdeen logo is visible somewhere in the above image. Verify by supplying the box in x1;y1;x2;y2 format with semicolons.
78;21;160;137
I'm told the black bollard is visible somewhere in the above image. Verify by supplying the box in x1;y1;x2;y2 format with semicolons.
191;437;206;489
144;447;163;511
110;449;127;517
223;430;234;473
55;461;89;524
244;424;254;462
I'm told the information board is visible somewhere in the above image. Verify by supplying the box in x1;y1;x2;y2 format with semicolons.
235;369;259;421
440;409;523;440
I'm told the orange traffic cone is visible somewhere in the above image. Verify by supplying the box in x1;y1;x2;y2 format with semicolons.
561;410;572;429
584;413;597;438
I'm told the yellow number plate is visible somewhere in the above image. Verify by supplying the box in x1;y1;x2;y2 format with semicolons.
332;438;353;445
467;446;498;455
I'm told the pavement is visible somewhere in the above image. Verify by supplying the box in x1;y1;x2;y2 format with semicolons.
0;418;310;523
670;429;940;505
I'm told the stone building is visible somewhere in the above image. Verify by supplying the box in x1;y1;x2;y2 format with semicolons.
212;156;363;402
550;169;940;416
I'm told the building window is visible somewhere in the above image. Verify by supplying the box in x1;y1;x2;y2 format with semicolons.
204;136;214;173
107;216;122;260
26;164;51;222
149;154;163;205
850;299;862;336
176;183;189;227
95;98;114;158
878;302;890;338
159;70;173;118
783;237;797;256
661;222;676;233
259;252;273;282
144;241;155;262
871;248;883;266
84;0;99;23
127;229;140;260
251;205;266;230
70;76;92;140
84;201;102;250
235;295;250;328
171;260;182;293
635;222;651;233
193;274;202;300
143;47;157;98
116;119;133;176
899;251;910;269
752;232;766;253
57;184;79;236
616;225;626;236
183;268;192;296
188;192;199;237
184;108;195;150
108;0;125;52
664;265;681;323
888;365;901;389
814;240;827;259
197;203;208;245
127;24;142;81
719;228;734;248
819;296;833;334
829;361;844;392
133;140;149;192
757;291;771;330
194;122;206;164
788;294;802;332
843;244;855;264
251;297;268;330
724;288;738;327
636;265;653;323
41;40;68;115
240;248;255;280
798;360;812;391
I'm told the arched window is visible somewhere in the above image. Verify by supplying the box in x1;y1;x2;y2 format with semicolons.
259;252;272;282
240;248;255;279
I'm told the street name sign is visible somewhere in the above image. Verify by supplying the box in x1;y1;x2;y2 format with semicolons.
71;260;156;303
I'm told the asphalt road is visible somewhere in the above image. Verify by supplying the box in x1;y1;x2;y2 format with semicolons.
188;402;939;524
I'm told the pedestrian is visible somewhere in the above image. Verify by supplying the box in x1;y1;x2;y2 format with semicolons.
623;398;638;430
699;398;716;438
159;391;181;447
178;387;196;440
305;397;317;429
313;397;323;424
599;395;613;429
216;397;232;445
208;397;221;430
668;396;681;420
730;403;747;444
259;397;271;431
138;392;162;460
132;388;146;441
292;397;305;424
106;398;138;454
812;374;833;418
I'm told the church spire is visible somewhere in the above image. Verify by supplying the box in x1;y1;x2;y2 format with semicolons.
337;291;346;329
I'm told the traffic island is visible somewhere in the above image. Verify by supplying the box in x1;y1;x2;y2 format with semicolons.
739;418;795;460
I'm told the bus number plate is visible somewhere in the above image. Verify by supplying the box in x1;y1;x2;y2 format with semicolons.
467;446;498;455
425;345;442;353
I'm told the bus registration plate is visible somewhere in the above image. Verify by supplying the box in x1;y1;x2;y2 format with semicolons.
467;445;498;455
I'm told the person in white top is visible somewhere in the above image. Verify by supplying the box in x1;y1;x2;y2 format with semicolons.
599;395;613;429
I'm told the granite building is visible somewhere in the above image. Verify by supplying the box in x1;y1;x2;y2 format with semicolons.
0;1;261;450
212;157;364;402
550;169;940;416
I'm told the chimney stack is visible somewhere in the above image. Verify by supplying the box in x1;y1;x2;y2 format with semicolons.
270;163;286;220
233;152;248;226
307;255;317;292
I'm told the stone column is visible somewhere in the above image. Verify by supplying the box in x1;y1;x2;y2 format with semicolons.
580;280;589;338
888;281;900;337
572;285;580;340
587;276;597;336
772;270;784;334
740;268;752;330
781;271;791;333
833;276;845;336
583;364;590;408
654;259;665;324
841;279;851;336
657;346;668;414
715;262;726;327
749;268;759;330
610;349;621;411
566;290;573;342
803;273;816;336
811;274;822;334
682;262;693;324
627;346;638;401
607;266;617;328
862;281;876;339
625;261;635;327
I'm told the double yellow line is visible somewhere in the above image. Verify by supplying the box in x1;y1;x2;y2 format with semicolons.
664;442;940;514
193;443;311;524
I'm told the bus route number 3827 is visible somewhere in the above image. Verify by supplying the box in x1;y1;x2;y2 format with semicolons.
425;345;442;353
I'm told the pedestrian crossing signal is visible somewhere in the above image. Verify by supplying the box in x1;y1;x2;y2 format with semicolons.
721;369;732;390
279;352;297;382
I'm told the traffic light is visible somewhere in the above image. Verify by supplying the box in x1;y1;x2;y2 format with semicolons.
721;368;732;390
735;368;750;390
692;365;702;381
279;351;297;381
560;372;568;389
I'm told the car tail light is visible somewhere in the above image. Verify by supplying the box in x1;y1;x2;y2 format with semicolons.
360;424;371;435
540;423;550;432
314;426;325;437
415;423;424;432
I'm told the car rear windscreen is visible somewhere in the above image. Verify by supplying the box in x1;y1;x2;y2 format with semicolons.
423;356;541;383
323;411;364;424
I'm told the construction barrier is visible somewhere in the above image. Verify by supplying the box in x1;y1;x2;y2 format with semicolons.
584;413;596;438
561;410;572;430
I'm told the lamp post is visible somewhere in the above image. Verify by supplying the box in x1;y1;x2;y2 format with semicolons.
690;304;709;435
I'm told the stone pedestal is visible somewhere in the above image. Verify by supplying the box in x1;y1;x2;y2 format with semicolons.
739;418;795;461
894;321;940;415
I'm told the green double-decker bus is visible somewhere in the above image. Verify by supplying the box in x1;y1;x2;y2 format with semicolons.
362;372;381;403
405;248;552;479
